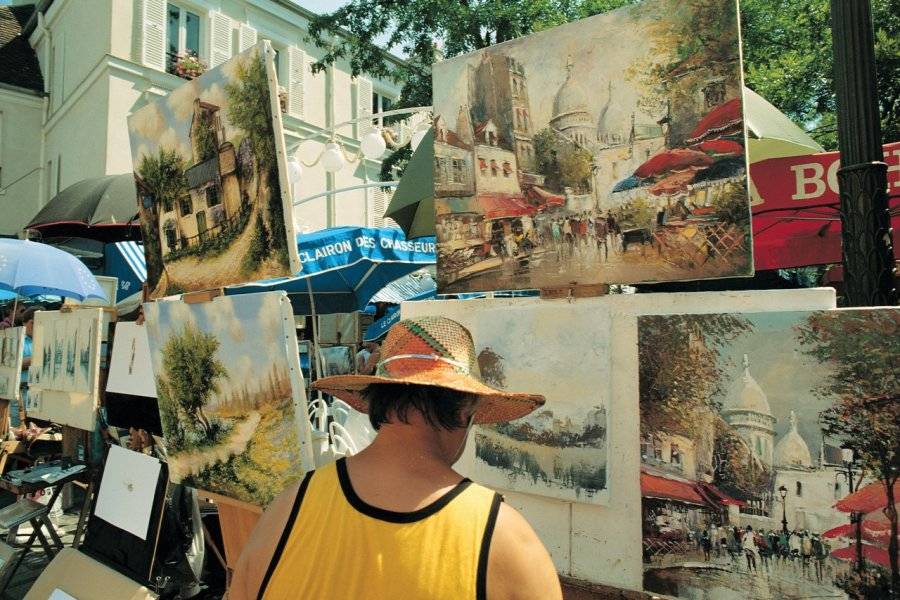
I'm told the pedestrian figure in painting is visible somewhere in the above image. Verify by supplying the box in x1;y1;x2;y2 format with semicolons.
230;317;561;600
756;529;771;573
701;530;712;562
741;525;758;573
594;216;609;262
811;532;827;583
800;530;813;579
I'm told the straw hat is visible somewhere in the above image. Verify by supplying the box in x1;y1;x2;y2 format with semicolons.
311;315;545;424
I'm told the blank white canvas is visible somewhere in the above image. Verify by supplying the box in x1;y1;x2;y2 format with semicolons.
93;445;161;540
106;323;156;398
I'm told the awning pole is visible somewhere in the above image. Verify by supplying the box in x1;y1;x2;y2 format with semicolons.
306;278;324;401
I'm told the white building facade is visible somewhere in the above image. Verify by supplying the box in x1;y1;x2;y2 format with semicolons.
1;0;405;236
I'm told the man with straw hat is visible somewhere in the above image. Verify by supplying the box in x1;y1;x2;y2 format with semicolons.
230;316;561;600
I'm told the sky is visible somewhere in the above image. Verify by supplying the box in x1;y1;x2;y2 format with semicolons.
145;293;292;409
713;311;842;454
434;2;668;137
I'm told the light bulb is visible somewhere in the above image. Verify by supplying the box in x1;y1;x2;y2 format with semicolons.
321;142;345;173
410;125;429;152
287;158;303;184
360;128;387;160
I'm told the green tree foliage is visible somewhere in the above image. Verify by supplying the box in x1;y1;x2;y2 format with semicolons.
797;310;900;589
741;0;899;149
638;313;752;439
226;51;276;174
159;323;227;438
243;214;270;275
533;128;592;192
137;149;189;280
713;419;773;501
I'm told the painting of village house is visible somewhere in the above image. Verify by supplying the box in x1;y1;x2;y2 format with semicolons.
432;0;751;292
129;41;300;299
637;309;899;599
144;292;312;506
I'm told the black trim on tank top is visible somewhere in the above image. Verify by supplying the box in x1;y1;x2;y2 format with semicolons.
476;493;502;600
256;469;315;600
336;457;473;524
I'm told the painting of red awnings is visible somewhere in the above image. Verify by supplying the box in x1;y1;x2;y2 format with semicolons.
749;141;900;271
432;0;752;293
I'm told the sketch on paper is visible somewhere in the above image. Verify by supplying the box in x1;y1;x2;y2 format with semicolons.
637;309;899;599
107;322;156;398
144;292;312;506
128;41;300;299
0;327;25;401
432;0;750;292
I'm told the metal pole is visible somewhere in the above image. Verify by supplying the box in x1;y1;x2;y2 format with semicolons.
829;0;897;307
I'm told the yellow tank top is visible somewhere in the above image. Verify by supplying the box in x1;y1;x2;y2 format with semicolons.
259;458;501;600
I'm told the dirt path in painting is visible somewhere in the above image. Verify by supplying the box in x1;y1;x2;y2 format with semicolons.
170;411;261;481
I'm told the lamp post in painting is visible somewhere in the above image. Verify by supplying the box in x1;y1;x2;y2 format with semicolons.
778;485;788;534
840;444;864;572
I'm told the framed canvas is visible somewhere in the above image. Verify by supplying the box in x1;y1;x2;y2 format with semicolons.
432;0;751;293
128;41;301;299
319;345;354;377
144;292;313;506
27;309;103;430
637;308;898;599
0;327;25;402
64;276;118;308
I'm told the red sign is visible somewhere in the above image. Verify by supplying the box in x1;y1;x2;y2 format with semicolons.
751;141;900;215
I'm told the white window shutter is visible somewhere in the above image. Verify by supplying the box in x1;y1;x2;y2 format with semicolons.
356;77;373;138
287;45;305;118
372;187;386;227
208;11;232;68
238;23;257;52
141;0;166;71
383;189;399;229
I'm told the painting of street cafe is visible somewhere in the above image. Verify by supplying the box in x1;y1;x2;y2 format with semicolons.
432;0;752;292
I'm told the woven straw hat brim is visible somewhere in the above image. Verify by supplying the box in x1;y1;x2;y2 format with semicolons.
311;372;545;425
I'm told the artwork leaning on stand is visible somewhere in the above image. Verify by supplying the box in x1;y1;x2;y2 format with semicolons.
128;41;300;299
0;326;25;401
637;308;899;600
144;292;313;506
432;0;751;293
27;309;103;430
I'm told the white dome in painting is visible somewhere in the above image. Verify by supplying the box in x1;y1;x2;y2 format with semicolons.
552;57;589;119
730;355;772;416
774;411;813;467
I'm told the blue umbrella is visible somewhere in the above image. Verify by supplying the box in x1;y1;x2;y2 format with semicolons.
225;226;436;315
363;305;400;342
0;239;108;302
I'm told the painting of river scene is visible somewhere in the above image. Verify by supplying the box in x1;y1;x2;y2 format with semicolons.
403;299;611;504
144;292;312;506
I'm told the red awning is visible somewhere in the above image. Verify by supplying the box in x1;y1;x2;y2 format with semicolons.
635;149;714;179
697;481;748;508
641;471;707;507
750;141;900;271
650;171;697;196
835;481;900;514
831;543;892;568
477;193;536;220
528;186;565;206
686;98;744;144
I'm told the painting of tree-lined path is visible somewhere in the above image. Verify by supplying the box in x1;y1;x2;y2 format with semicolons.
144;292;311;506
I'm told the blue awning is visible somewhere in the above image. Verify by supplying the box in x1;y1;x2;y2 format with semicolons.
225;226;436;315
105;241;147;302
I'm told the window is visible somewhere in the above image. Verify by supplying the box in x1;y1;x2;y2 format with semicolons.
164;224;177;251
371;92;395;127
703;81;726;108
167;3;201;74
434;157;442;181
490;160;498;177
796;481;803;497
179;195;192;217
670;444;681;465
834;481;842;499
452;159;464;184
206;186;219;208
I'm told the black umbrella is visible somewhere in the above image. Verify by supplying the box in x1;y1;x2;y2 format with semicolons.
27;173;140;242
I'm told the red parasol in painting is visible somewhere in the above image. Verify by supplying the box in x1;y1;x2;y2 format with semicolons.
823;521;894;546
686;98;744;144
634;149;714;179
650;171;697;196
835;481;900;514
831;543;892;568
694;139;744;156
